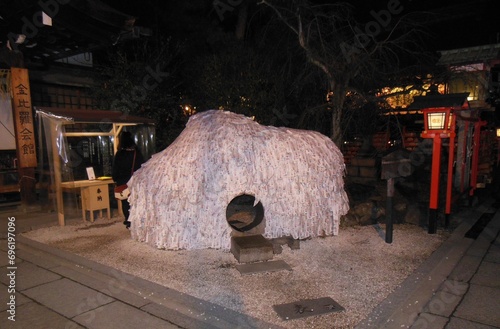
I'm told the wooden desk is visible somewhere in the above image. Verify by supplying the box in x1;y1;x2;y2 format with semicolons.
61;179;113;222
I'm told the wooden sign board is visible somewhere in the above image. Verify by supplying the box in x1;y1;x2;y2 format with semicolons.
10;67;37;168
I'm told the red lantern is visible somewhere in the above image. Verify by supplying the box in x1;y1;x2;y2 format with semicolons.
420;107;456;233
421;107;455;138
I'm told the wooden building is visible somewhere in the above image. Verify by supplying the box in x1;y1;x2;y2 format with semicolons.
0;0;151;210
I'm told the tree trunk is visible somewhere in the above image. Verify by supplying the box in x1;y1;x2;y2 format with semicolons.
331;106;343;147
329;80;346;147
235;2;248;40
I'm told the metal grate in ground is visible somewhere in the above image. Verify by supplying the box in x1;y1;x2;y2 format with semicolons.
465;212;494;239
273;297;345;320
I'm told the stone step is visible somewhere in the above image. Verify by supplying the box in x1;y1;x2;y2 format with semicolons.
230;234;274;263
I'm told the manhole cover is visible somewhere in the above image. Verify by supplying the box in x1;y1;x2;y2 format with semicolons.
273;297;344;320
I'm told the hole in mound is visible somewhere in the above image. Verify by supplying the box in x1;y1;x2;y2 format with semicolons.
226;194;264;232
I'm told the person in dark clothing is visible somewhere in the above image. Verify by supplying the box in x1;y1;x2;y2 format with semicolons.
112;131;145;228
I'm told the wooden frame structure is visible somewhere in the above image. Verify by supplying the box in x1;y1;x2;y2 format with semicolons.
35;107;155;226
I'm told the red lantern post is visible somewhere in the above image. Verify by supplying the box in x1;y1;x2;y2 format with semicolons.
409;93;469;233
421;108;454;234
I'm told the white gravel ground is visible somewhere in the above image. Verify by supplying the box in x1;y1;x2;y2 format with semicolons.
22;216;447;329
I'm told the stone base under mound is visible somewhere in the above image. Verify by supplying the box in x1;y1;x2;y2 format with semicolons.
230;234;274;263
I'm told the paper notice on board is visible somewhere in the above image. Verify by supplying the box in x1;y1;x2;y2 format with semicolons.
86;167;96;180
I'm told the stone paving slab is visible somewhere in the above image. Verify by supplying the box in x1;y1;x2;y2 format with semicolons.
51;264;150;308
3;301;85;329
466;236;494;257
0;239;7;252
423;290;463;317
73;300;181;329
439;279;469;297
484;244;500;263
479;217;500;243
0;282;30;312
471;261;500;288
23;278;114;318
446;317;500;329
453;284;500;327
410;312;448;329
0;261;61;291
0;250;9;267
448;255;483;282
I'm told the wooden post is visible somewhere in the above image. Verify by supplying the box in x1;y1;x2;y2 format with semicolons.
10;67;37;209
50;120;65;226
385;177;394;244
459;121;470;193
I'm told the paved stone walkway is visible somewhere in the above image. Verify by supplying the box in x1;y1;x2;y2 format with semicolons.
0;234;283;329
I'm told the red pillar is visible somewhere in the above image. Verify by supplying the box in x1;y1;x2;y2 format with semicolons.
429;135;442;234
445;132;455;227
460;121;469;193
470;121;487;196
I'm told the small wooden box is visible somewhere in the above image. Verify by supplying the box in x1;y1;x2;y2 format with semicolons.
81;184;110;222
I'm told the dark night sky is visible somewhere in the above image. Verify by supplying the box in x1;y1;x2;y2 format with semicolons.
2;0;496;64
103;0;499;52
356;0;498;49
406;0;499;50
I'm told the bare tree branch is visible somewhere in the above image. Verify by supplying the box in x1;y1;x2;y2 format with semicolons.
259;0;430;145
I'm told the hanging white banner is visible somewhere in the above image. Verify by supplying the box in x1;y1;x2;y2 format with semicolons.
0;97;16;150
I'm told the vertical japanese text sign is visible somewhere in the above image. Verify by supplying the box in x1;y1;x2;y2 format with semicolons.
10;67;37;168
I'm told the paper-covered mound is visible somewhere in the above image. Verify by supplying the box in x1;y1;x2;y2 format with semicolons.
128;110;349;250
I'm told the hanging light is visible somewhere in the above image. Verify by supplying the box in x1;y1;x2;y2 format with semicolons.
421;108;454;138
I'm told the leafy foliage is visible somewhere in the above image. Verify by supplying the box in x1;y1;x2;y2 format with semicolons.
90;38;185;150
185;34;284;125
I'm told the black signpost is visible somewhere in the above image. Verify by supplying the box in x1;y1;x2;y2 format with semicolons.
381;149;413;243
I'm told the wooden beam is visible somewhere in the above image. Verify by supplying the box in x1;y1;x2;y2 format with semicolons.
63;132;114;137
